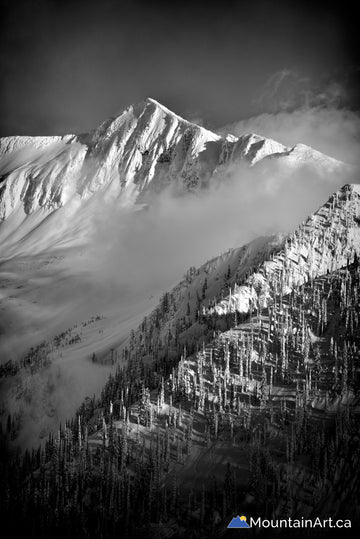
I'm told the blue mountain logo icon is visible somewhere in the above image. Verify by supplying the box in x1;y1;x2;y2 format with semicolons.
228;515;250;528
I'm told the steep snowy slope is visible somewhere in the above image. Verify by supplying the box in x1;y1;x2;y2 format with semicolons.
119;234;284;363
0;134;76;157
0;98;349;238
208;184;360;316
127;184;360;364
0;98;219;224
267;142;351;176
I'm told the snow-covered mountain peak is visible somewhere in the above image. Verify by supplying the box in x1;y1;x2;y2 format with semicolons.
0;99;225;224
144;97;193;124
0;98;352;239
87;98;220;148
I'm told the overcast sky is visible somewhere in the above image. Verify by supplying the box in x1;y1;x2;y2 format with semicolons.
0;0;358;136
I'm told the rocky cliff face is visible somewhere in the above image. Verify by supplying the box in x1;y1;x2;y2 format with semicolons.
0;98;348;224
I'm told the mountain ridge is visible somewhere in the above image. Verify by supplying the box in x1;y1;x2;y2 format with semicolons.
207;183;360;316
118;183;360;374
0;98;350;232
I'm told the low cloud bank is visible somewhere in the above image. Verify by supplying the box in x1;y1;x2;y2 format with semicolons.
86;154;359;299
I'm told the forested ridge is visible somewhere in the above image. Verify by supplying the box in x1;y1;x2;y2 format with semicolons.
1;185;360;538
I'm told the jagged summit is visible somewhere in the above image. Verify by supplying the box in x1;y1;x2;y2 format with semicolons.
145;97;201;127
0;98;350;233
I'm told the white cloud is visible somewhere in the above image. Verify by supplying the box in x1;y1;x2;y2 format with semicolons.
220;107;360;165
